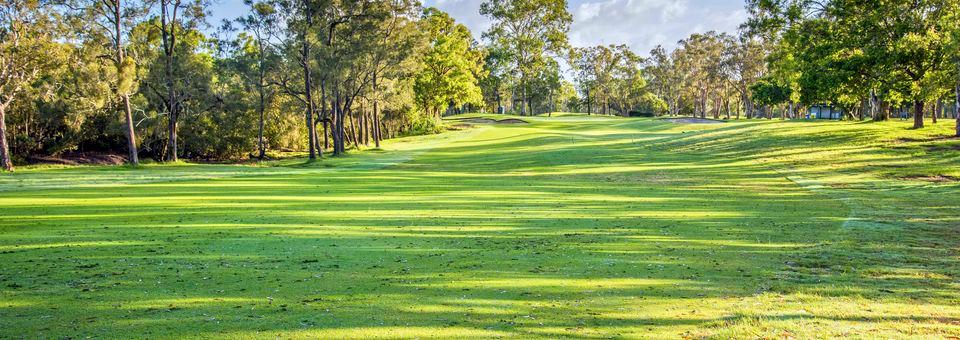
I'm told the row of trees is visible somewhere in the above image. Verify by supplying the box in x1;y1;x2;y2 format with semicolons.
564;1;960;138
0;0;490;171
744;0;960;130
591;0;959;130
2;0;958;171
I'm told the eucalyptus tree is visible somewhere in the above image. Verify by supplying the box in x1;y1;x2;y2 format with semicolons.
268;0;321;159
235;0;278;159
607;47;646;115
675;32;726;118
572;45;614;114
645;45;684;116
157;0;208;161
573;44;646;115
480;0;571;116
74;0;149;165
721;36;765;119
363;0;419;148
0;0;58;171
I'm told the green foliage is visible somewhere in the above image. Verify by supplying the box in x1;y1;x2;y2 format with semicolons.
481;0;571;115
750;78;792;107
414;8;485;117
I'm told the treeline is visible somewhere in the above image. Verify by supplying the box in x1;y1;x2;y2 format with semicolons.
743;0;959;129
1;0;959;171
0;0;491;171
574;1;960;129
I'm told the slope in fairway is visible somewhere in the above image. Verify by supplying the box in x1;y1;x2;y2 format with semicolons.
1;115;959;338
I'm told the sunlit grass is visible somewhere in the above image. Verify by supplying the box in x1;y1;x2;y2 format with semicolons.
1;115;958;338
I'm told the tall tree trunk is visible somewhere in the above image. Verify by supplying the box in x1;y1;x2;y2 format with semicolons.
363;108;369;146
0;105;12;171
913;100;924;129
372;72;381;148
165;65;177;162
358;107;364;146
114;0;138;165
161;1;179;162
122;95;139;164
257;48;265;160
373;103;381;148
333;92;342;156
321;79;329;150
301;3;316;160
333;94;348;155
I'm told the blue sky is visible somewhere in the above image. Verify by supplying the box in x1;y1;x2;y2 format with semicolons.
208;0;748;56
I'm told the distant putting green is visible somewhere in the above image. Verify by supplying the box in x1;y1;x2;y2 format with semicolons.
1;115;958;338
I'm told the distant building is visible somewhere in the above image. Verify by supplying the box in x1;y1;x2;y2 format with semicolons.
808;105;842;119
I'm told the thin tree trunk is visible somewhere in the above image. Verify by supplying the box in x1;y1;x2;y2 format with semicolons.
114;0;138;165
333;92;342;156
373;104;381;147
257;52;265;160
356;103;363;146
913;100;924;129
373;72;381;148
161;1;179;162
321;79;329;150
363;107;370;146
0;105;12;171
122;95;139;164
301;3;316;160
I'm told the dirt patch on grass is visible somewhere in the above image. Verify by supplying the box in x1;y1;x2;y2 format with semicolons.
662;117;724;124
28;152;127;166
899;175;960;183
449;117;528;124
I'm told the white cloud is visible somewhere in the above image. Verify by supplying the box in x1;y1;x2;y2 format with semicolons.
570;0;747;55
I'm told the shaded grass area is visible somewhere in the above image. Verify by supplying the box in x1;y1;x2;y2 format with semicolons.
1;115;958;338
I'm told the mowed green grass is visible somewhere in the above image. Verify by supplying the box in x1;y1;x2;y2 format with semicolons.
1;114;959;338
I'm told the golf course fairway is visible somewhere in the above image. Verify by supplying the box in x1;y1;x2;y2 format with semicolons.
1;114;958;338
